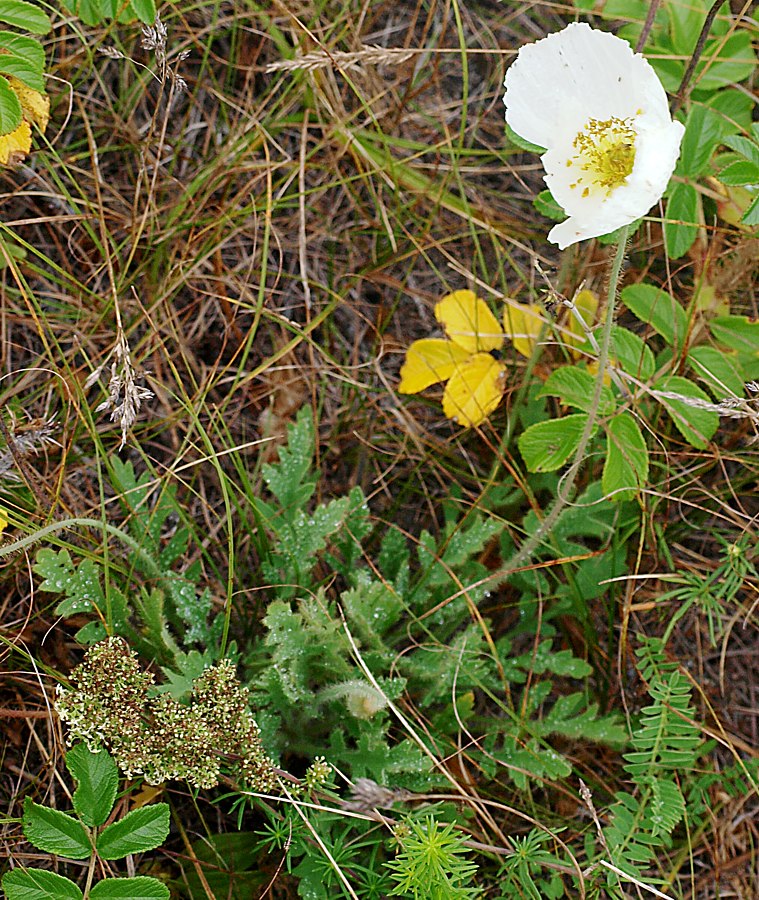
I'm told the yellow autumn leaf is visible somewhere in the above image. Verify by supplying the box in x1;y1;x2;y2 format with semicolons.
6;75;49;131
566;289;598;355
442;353;506;427
435;290;504;353
0;120;31;165
502;303;545;358
398;338;470;394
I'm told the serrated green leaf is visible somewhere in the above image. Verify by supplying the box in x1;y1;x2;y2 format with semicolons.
742;192;759;227
0;33;45;73
687;345;744;398
610;326;655;381
664;182;699;259
667;0;704;55
653;375;719;449
129;0;157;22
620;284;689;349
723;134;759;166
718;159;759;187
0;0;51;34
22;798;91;858
2;868;83;900
603;413;649;501
533;189;564;221
694;32;755;92
0;56;44;91
709;316;759;357
0;74;21;135
506;121;544;154
518;413;593;473
705;89;753;136
676;104;722;179
66;743;118;827
89;876;170;899
261;407;316;515
96;804;170;860
538;366;616;415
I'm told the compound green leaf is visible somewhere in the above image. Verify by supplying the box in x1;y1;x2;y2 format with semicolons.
89;877;170;899
96;804;170;860
2;868;83;900
538;366;616;414
22;798;91;859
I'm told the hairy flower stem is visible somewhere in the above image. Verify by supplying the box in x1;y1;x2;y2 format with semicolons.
493;225;630;583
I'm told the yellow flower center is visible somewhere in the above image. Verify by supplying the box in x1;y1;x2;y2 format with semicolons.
566;116;637;197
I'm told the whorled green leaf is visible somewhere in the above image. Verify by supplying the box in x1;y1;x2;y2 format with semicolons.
664;182;699;260
89;876;170;899
538;366;616;415
96;804;170;860
603;413;649;501
2;868;83;900
66;743;119;827
518;413;593;473
22;798;91;859
652;375;719;449
620;283;689;349
0;0;51;34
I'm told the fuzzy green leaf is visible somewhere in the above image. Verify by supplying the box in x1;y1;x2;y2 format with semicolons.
653;375;719;449
22;798;91;858
0;0;51;34
66;743;118;827
2;868;83;900
261;407;316;515
518;414;593;473
96;804;170;860
621;283;689;349
718;159;759;186
89;877;170;899
709;315;759;360
723;134;759;166
603;413;649;501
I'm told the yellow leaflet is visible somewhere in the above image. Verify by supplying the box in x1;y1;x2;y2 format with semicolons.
6;76;50;131
435;290;503;353
0;508;7;534
398;338;469;394
442;353;506;427
567;289;598;354
502;303;545;358
0;121;31;165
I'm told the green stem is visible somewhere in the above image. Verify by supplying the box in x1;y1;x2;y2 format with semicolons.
492;226;630;582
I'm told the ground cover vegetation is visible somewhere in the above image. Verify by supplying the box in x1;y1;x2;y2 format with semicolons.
0;0;757;896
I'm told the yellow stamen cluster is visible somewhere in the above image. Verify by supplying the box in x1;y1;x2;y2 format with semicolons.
566;116;637;197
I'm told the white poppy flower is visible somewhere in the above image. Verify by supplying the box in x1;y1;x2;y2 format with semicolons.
503;22;685;249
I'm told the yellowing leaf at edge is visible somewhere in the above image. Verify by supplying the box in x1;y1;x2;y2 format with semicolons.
398;338;469;394
435;290;503;354
0;120;31;165
502;303;545;358
442;353;506;427
6;76;49;131
567;289;599;356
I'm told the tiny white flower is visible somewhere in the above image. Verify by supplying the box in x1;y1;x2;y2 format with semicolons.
503;22;685;249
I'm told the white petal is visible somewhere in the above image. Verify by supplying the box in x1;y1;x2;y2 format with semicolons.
543;113;685;249
503;22;671;150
